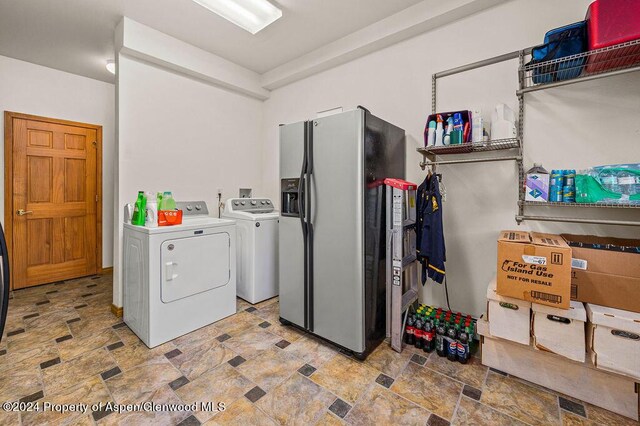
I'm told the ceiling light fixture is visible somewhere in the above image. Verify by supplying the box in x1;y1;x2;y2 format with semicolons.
106;60;116;74
191;0;282;34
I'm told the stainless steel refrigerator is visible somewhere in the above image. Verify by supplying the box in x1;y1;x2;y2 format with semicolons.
279;107;405;359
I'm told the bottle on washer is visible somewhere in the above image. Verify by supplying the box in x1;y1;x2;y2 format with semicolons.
145;192;158;227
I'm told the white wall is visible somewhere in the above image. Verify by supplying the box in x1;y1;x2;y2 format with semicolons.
262;0;640;316
0;55;115;268
114;55;264;306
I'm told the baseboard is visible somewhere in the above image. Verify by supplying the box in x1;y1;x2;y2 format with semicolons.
110;304;123;318
100;267;113;274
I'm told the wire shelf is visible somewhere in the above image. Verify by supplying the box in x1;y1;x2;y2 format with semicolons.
417;138;520;156
522;200;640;209
520;39;640;92
516;214;640;227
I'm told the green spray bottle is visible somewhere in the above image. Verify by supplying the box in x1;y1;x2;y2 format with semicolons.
131;191;147;226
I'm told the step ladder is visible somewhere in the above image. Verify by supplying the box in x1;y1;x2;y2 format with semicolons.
385;178;419;353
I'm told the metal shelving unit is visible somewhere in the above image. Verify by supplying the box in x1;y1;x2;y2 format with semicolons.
418;50;525;177
419;41;640;227
418;138;521;169
517;40;640;226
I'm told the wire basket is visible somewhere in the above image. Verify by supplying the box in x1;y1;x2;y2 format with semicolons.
522;39;640;89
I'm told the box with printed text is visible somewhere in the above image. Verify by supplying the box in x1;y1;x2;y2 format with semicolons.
496;230;572;309
562;234;640;313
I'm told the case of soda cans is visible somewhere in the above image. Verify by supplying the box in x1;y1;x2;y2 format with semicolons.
404;304;475;364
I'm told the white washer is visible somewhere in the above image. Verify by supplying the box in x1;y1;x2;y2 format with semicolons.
123;201;236;348
223;198;278;304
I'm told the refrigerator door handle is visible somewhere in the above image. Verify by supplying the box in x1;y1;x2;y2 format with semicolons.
307;121;314;332
300;122;309;330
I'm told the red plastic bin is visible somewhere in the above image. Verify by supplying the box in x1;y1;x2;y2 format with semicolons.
585;0;640;73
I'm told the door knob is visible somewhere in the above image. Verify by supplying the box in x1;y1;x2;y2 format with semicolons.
16;209;33;216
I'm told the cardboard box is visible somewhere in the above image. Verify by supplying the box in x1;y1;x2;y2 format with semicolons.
497;230;572;309
486;278;531;346
562;234;640;313
532;301;586;362
586;303;640;380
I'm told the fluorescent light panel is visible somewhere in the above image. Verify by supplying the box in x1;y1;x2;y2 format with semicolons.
192;0;282;34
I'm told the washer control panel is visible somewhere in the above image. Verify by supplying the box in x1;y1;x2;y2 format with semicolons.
227;198;274;214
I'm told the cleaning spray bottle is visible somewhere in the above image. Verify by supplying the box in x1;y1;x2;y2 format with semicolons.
426;120;436;146
434;115;444;146
444;117;454;146
452;113;464;145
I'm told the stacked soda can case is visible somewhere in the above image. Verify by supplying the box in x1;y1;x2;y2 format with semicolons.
403;305;475;364
550;169;576;202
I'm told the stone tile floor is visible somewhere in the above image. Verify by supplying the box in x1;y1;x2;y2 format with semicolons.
0;273;637;425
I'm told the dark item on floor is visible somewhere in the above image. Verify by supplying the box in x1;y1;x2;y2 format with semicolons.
0;223;10;343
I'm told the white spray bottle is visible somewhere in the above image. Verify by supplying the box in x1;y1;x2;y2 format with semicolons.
426;120;436;146
434;115;444;146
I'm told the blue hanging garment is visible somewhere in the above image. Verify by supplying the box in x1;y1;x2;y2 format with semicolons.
416;173;446;284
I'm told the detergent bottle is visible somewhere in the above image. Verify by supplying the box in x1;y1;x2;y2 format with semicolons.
131;191;147;226
491;103;517;140
160;191;177;210
145;192;158;227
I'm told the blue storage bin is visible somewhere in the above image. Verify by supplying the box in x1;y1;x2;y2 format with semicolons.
529;21;587;84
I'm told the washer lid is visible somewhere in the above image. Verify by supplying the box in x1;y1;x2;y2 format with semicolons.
222;211;280;221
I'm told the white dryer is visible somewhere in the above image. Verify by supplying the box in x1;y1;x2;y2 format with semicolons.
223;198;278;304
123;201;236;347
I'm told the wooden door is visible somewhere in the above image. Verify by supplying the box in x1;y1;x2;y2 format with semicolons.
5;112;102;289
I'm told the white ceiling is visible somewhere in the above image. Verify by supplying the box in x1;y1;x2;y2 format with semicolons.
0;0;423;83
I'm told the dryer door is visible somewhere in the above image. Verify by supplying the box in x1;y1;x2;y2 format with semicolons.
161;232;230;303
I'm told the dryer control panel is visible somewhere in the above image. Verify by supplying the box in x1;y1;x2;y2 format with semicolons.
226;198;274;214
176;201;209;217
